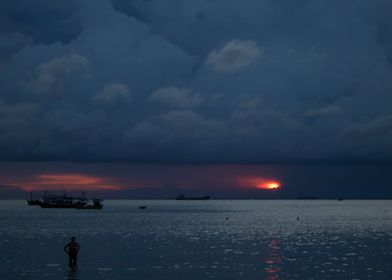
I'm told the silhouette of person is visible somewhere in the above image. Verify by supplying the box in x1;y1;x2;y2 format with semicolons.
64;236;80;267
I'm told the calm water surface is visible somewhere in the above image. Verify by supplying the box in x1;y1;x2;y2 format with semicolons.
1;200;392;279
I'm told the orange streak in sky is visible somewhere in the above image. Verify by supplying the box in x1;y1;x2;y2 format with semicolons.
14;173;125;192
37;174;102;185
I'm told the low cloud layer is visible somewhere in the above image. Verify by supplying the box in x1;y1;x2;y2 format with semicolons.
1;0;392;164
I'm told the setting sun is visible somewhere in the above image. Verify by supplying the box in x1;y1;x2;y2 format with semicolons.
239;177;282;191
261;182;281;190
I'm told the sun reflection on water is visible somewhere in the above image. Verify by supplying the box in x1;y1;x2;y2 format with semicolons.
264;239;285;280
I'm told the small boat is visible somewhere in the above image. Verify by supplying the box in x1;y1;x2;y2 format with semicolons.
176;194;210;200
139;206;147;210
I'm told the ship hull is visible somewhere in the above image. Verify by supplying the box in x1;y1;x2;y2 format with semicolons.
176;196;210;200
26;199;42;206
76;205;103;210
40;203;77;208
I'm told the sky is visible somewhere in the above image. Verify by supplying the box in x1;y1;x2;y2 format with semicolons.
1;0;392;198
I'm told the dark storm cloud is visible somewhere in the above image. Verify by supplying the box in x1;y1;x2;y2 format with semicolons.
1;0;392;163
0;0;81;62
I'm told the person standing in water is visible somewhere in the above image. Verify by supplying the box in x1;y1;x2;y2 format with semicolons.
64;236;80;267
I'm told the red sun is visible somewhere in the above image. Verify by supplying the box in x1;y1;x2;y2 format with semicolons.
259;181;281;190
239;177;281;190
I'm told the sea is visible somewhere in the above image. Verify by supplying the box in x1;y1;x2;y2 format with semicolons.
1;199;392;280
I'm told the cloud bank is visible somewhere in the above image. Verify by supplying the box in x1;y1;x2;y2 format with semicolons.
0;0;392;164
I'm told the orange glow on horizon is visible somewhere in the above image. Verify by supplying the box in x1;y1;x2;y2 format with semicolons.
13;173;126;192
37;174;102;185
239;177;282;190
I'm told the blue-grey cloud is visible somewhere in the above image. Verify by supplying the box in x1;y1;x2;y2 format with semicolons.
93;83;131;104
29;54;90;97
0;0;392;164
205;40;261;72
0;0;81;62
149;87;203;109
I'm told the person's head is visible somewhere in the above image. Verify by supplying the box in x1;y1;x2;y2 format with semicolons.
71;236;75;242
